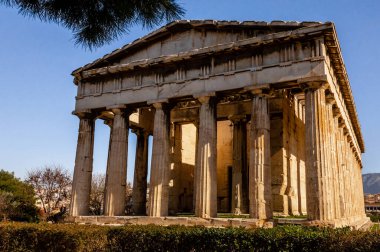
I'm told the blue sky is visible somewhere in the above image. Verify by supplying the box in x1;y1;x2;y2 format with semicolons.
0;0;379;181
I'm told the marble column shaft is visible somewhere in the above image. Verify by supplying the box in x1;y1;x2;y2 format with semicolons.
326;102;339;220
335;119;346;218
249;95;272;219
104;108;130;216
342;131;351;217
132;129;149;215
331;109;341;219
70;113;95;216
149;103;170;217
296;101;307;215
195;96;217;218
230;116;249;214
287;98;299;215
305;86;330;221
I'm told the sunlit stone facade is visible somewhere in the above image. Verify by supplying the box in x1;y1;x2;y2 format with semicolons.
69;20;368;228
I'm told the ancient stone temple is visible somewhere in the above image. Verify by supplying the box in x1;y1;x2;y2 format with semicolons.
69;20;368;228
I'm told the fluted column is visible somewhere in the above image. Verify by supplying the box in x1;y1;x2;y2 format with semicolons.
249;95;272;219
149;102;171;217
296;101;307;215
342;130;351;217
326;96;339;220
336;124;346;218
70;111;95;216
287;97;299;215
194;96;217;218
104;108;130;216
132;129;149;215
333;112;345;219
304;85;330;221
356;160;366;217
229;115;249;214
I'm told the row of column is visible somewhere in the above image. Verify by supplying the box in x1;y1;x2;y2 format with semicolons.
70;93;273;219
70;108;149;216
271;92;307;217
70;83;365;222
148;94;273;219
304;84;365;222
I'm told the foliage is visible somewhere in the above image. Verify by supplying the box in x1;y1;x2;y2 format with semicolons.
1;223;380;251
0;170;38;222
0;223;108;251
89;174;133;215
367;213;380;222
26;165;71;219
1;0;185;49
125;182;133;214
89;173;105;215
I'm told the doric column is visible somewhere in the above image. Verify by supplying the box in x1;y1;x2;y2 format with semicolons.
336;123;347;218
287;95;299;216
194;95;217;218
132;128;149;215
249;94;272;219
229;115;249;214
104;107;130;216
326;94;339;220
103;119;112;215
333;110;345;219
296;100;307;216
70;111;95;216
148;102;171;217
342;129;351;217
356;160;366;218
304;84;330;221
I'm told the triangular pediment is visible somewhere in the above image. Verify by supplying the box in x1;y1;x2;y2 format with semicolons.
73;20;323;75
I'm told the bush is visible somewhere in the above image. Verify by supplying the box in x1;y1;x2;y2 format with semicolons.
0;170;38;222
1;223;380;251
367;213;380;222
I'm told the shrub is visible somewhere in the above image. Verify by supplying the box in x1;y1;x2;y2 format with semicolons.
0;223;380;251
0;170;38;222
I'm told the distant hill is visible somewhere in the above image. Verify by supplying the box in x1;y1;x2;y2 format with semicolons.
363;173;380;194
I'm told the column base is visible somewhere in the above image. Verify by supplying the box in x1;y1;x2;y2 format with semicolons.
67;215;371;230
302;215;371;229
67;215;274;228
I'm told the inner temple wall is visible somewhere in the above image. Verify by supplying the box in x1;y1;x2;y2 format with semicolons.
217;121;233;213
169;123;196;214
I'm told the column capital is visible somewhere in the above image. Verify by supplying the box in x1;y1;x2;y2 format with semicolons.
338;117;345;128
300;81;329;92
72;109;96;119
147;99;169;107
228;114;247;124
325;92;336;105
245;84;273;97
297;75;328;88
106;105;133;116
332;105;341;117
343;127;349;136
147;99;173;111
152;102;165;110
194;92;216;104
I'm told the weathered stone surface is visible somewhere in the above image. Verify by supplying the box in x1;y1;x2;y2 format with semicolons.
194;96;217;218
70;113;95;216
104;108;130;216
70;20;367;228
149;103;171;217
249;95;272;219
230;115;249;214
